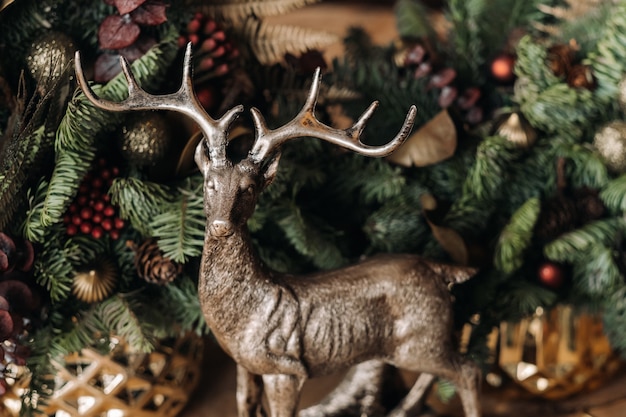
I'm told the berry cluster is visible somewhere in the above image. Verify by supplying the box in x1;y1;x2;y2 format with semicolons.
64;158;124;240
402;43;484;125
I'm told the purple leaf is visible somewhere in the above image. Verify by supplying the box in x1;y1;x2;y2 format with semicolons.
131;2;168;26
98;15;140;50
113;0;147;15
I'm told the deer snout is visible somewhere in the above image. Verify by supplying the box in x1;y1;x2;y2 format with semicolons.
209;220;234;237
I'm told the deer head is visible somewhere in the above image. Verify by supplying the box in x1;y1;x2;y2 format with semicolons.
75;44;418;238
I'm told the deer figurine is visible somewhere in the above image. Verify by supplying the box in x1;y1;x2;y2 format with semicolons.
75;44;481;417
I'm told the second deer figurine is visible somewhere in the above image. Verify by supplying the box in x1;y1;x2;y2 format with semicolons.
75;44;481;417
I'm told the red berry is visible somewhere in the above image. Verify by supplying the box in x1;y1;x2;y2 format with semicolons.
69;203;78;213
178;35;188;48
189;34;199;45
66;224;78;236
92;178;104;189
91;226;104;239
80;207;93;220
77;195;88;206
103;206;115;217
109;230;120;240
203;20;217;34
538;262;565;289
112;166;120;176
71;215;82;226
93;201;105;212
114;218;125;230
79;184;89;194
103;194;111;203
101;218;113;231
80;222;92;234
100;168;111;180
97;158;107;167
93;213;103;224
491;53;516;83
187;18;201;33
63;214;71;224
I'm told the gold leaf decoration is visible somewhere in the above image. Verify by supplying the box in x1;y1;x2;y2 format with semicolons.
191;0;321;22
243;18;339;65
420;193;469;265
386;110;457;167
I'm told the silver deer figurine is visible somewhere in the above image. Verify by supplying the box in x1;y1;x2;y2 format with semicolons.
75;44;481;417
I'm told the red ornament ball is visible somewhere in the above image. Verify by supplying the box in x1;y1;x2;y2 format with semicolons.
538;262;565;289
490;53;516;83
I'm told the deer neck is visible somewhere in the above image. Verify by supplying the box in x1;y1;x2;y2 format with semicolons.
197;227;271;332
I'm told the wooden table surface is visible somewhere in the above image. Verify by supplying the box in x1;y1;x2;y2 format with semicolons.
178;2;626;416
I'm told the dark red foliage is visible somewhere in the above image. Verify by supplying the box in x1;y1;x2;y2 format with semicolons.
0;310;13;340
131;2;168;25
112;0;147;15
98;14;141;49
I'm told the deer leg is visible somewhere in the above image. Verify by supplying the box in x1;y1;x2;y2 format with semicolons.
453;359;481;417
299;360;388;417
262;373;305;417
386;372;435;417
237;365;266;417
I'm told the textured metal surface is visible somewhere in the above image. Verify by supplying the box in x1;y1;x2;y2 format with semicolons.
76;47;481;417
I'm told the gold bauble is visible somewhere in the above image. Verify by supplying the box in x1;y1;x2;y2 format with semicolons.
25;31;76;84
120;113;171;167
494;112;537;149
499;304;622;400
593;121;626;173
72;257;118;303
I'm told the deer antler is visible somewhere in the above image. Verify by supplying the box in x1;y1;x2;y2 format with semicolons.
74;43;241;166
248;68;417;163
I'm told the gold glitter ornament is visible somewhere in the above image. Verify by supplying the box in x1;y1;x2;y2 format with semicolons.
25;31;76;85
72;257;118;303
593;120;626;173
120;112;171;166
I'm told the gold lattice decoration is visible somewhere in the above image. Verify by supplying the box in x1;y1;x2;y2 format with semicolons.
3;333;204;417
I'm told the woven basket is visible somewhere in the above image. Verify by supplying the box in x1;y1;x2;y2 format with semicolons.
2;333;204;417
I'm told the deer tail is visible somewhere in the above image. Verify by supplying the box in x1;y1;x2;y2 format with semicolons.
427;261;478;285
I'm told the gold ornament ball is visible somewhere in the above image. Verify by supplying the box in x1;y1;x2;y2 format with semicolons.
120;112;171;166
72;257;118;303
25;31;76;84
593;121;626;173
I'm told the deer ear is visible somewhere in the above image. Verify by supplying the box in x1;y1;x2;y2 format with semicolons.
262;151;281;188
195;140;210;174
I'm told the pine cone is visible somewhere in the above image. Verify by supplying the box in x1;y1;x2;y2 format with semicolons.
573;187;606;222
535;195;579;241
129;239;182;285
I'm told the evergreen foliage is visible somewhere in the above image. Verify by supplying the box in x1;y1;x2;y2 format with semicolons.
4;0;626;407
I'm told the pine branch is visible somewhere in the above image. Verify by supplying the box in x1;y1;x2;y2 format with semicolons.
39;29;179;228
276;202;347;270
33;231;75;303
149;176;206;263
571;245;623;298
109;177;176;236
557;143;609;189
94;295;156;353
159;275;209;336
600;174;626;213
494;197;541;274
543;218;626;262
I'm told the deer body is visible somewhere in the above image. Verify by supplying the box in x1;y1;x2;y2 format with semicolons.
75;45;481;417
